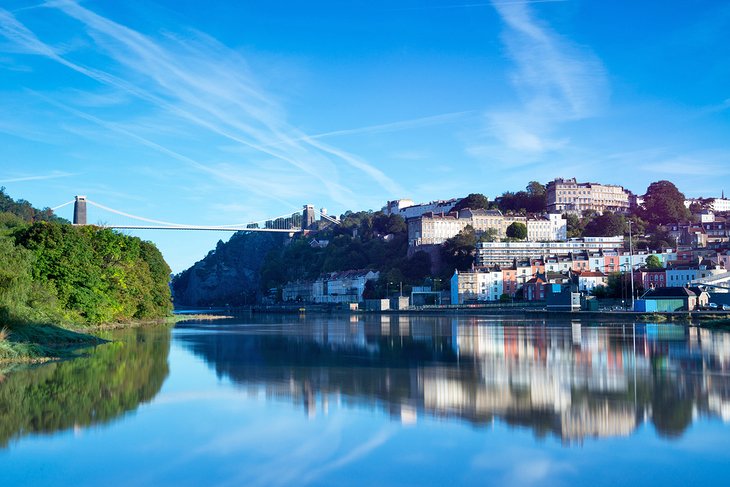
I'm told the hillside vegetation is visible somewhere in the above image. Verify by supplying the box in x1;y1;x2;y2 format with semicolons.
171;210;432;304
0;188;172;360
261;211;431;297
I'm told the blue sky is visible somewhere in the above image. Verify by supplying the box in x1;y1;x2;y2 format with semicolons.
1;0;729;272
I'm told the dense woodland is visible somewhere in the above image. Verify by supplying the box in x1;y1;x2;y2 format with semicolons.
0;188;172;339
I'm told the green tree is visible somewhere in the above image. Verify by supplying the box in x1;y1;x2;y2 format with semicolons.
653;230;676;251
478;228;499;243
642;180;690;225
495;182;546;213
645;255;663;270
13;221;171;324
583;211;626;237
441;226;478;273
526;181;546;197
506;222;527;240
452;193;489;212
565;213;583;238
403;251;431;280
0;187;66;224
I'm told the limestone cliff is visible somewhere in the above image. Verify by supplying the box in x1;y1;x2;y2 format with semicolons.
171;231;285;306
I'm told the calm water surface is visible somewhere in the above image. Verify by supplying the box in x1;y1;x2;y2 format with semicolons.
2;314;730;486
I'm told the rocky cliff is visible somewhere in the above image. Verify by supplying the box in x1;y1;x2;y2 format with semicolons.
171;231;285;306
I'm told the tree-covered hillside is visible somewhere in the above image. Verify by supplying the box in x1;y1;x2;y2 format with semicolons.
171;210;432;305
0;187;66;224
0;189;172;335
261;211;431;297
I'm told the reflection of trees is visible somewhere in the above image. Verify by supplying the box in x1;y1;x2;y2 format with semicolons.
651;372;693;438
0;327;170;448
176;316;730;443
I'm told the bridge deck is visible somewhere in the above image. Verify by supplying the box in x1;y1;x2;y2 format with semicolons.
76;225;302;232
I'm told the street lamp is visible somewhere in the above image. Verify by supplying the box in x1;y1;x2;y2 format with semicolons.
628;220;635;311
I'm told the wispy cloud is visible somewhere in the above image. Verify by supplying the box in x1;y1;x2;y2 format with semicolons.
472;0;608;160
640;157;730;177
0;170;75;183
390;0;567;11
0;1;405;209
702;97;730;114
31;91;307;209
295;111;473;142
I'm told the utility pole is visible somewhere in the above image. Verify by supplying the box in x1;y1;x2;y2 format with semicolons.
629;219;635;311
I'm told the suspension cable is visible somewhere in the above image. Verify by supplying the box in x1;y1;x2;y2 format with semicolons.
85;200;303;229
51;200;76;211
86;200;198;227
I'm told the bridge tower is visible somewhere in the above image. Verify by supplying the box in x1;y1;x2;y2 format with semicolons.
302;204;315;229
73;195;87;225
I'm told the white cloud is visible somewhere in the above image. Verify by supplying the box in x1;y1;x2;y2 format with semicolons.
640;157;730;177
0;1;406;211
474;1;609;162
0;170;75;183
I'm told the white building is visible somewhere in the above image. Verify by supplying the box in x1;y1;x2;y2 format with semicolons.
711;198;730;212
544;256;574;273
577;271;607;293
312;270;380;304
282;281;313;302
546;178;631;215
384;198;460;220
477;237;625;267
685;197;730;213
450;268;504;304
588;252;604;272
408;209;526;246
666;263;724;287
526;213;567;242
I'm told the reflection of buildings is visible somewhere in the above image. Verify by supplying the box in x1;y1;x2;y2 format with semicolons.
176;316;730;443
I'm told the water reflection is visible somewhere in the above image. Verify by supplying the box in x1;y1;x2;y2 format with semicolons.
176;315;730;443
0;327;170;448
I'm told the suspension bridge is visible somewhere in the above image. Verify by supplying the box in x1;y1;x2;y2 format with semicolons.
51;196;340;233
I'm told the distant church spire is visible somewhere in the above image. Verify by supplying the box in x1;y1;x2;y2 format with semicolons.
723;190;725;199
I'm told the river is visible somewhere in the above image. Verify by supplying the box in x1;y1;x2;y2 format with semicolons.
2;314;730;486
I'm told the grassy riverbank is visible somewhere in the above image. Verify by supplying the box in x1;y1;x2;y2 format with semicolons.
0;323;105;364
0;313;234;364
0;189;177;364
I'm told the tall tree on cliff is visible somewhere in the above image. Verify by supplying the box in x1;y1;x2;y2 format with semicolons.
642;181;690;225
452;193;489;212
441;225;478;273
506;221;527;240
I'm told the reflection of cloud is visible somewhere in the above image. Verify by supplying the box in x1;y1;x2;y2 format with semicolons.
472;447;576;486
510;458;574;485
214;419;393;487
153;390;256;406
298;428;393;485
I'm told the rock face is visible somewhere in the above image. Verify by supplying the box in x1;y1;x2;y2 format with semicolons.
172;231;285;306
